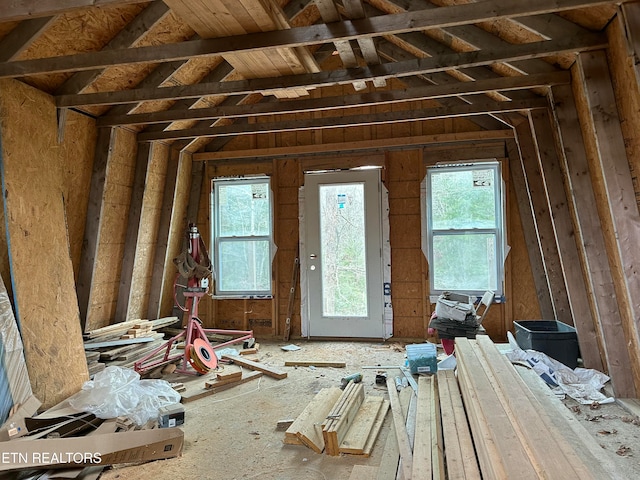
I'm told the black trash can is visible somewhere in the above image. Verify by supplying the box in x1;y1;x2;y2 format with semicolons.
513;320;580;369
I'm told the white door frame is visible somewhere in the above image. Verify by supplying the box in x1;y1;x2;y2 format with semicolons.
301;169;384;338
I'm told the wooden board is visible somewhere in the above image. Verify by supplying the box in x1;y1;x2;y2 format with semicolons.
349;465;379;480
222;354;287;379
412;376;433;479
284;360;346;368
284;387;342;453
323;382;365;456
0;79;91;409
385;377;413;479
339;396;385;454
376;385;411;480
361;399;390;458
180;370;262;403
437;369;481;479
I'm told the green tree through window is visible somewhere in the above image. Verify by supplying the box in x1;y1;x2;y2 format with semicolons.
427;163;503;296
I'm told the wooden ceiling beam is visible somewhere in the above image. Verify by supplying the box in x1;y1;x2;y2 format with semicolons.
98;71;568;127
0;0;152;22
137;97;547;142
0;0;622;79
193;130;515;161
0;17;57;62
58;34;605;107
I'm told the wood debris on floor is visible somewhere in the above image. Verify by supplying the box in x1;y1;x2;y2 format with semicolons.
284;382;389;458
83;317;180;374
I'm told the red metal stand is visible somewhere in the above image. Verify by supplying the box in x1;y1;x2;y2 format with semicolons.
134;225;253;376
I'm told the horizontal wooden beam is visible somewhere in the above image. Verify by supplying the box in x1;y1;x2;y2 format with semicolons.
99;71;569;127
193;130;515;161
0;0;150;22
0;0;619;79
60;35;602;107
138;97;545;142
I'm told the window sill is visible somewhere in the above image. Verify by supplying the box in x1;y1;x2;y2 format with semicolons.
212;294;273;300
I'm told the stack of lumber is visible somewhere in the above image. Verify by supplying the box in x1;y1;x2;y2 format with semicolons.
284;383;389;457
455;336;603;480
82;317;178;373
178;366;264;403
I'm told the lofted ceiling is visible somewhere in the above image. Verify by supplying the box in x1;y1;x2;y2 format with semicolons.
0;0;626;154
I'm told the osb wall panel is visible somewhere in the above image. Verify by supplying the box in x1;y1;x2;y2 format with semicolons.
159;150;192;318
86;127;138;330
508;172;541;323
387;149;426;339
607;18;640;212
128;142;170;320
0;79;89;408
60;116;98;283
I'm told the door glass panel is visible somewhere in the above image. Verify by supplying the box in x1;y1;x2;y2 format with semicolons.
319;183;367;317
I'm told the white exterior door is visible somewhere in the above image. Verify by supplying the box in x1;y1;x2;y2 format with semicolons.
303;169;384;338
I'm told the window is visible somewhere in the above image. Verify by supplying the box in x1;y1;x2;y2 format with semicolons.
426;162;504;297
211;177;273;296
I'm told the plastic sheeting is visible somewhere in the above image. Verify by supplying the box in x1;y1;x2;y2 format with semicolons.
0;273;32;424
505;332;613;405
69;366;181;426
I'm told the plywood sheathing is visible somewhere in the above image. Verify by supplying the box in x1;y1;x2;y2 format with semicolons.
14;4;148;93
126;142;171;320
158;149;192;318
0;79;90;408
85;127;138;331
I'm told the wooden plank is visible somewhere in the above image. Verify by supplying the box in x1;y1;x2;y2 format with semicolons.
222;355;287;379
324;383;366;456
339;396;384;454
285;387;342;453
84;337;156;349
506;139;554;319
412;377;432;480
473;336;595;479
0;0;150;22
515;121;572;323
528;108;604;370
577;50;640;392
376;387;411;480
114;142;151;323
180;370;262;403
98;71;570;127
196;131;515;161
550;84;635;396
456;338;539;479
1;1;612;80
431;376;445;480
437;370;481;479
385;377;412;479
147;148;180;319
361;399;389;458
0;17;56;62
56;35;604;107
516;366;626;479
284;360;346;368
138;98;547;142
77;128;114;331
349;465;379;479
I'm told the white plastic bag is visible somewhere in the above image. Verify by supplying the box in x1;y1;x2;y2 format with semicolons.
505;332;613;405
69;366;181;425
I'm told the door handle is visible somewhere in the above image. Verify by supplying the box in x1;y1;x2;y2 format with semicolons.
309;254;317;259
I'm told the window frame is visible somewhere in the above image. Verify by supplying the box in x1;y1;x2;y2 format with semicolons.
425;161;504;298
210;176;273;298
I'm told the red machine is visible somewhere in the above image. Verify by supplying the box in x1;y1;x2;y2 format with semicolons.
135;224;253;375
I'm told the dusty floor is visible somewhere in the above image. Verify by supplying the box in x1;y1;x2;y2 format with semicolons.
92;340;640;480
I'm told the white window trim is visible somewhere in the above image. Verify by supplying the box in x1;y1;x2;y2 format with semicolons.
424;161;504;299
210;176;274;298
